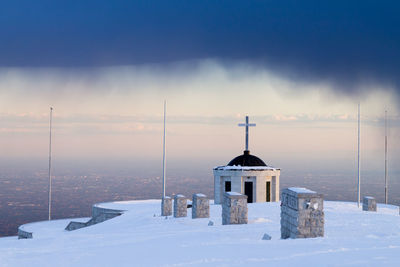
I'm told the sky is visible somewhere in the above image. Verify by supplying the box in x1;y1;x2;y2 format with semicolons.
0;1;399;174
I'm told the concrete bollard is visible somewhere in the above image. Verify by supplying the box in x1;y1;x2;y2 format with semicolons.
281;187;324;239
222;192;248;225
192;194;210;219
161;196;172;216
174;194;187;217
363;196;377;212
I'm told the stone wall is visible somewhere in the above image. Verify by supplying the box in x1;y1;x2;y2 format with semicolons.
161;196;172;216
192;194;210;219
281;187;324;239
91;206;124;219
17;228;33;239
174;194;187;218
65;221;87;231
222;192;248;225
214;174;222;204
363;196;377;211
65;208;122;231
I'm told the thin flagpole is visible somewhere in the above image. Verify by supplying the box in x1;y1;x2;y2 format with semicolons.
357;103;361;207
385;110;388;204
48;107;53;220
245;116;249;151
162;101;166;198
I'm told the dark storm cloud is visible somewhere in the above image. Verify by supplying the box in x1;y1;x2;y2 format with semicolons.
1;1;400;95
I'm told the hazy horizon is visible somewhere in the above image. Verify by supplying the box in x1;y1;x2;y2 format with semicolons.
1;61;399;172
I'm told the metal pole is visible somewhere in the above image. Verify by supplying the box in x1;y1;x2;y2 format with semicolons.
48;107;53;220
385;110;388;204
162;101;166;198
357;103;361;207
245;116;249;151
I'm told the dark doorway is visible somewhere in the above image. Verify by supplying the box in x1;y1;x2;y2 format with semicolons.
225;181;231;192
244;181;253;203
266;181;271;202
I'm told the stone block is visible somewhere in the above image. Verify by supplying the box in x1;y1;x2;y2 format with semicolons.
174;194;187;217
280;187;324;239
262;233;272;240
161;196;172;216
65;221;86;231
222;192;248;225
66;206;122;232
17;228;33;239
192;193;210;219
362;196;377;212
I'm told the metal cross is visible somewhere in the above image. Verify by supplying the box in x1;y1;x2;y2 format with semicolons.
238;116;256;151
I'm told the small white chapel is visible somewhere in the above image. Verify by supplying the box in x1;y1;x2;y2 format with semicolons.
213;116;281;204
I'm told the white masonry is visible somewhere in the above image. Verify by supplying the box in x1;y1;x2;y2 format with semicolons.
213;116;281;204
214;166;280;204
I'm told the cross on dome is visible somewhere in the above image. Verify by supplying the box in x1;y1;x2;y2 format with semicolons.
238;115;256;151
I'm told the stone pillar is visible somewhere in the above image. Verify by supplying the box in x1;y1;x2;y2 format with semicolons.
222;192;248;225
281;187;324;239
192;194;210;219
161;196;172;216
174;194;187;218
274;176;280;202
214;172;221;204
363;196;377;211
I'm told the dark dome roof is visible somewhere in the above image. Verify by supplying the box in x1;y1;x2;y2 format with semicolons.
227;150;267;166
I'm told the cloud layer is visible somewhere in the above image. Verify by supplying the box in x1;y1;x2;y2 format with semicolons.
1;1;400;97
0;61;398;172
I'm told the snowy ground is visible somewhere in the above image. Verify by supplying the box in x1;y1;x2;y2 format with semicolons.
1;200;400;266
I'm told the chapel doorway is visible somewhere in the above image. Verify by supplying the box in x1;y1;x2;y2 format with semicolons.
266;181;271;202
244;181;253;203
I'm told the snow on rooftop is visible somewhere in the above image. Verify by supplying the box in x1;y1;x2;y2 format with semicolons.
288;187;317;194
1;200;400;266
215;165;277;171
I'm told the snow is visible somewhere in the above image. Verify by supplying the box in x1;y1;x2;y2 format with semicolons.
18;217;89;237
288;187;316;194
214;165;277;171
226;192;243;196
1;200;400;266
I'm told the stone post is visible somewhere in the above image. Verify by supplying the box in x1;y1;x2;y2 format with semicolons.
174;194;187;218
363;196;377;211
281;187;324;239
161;196;172;216
222;192;248;225
192;194;210;219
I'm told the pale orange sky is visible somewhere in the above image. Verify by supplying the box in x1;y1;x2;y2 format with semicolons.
0;61;399;172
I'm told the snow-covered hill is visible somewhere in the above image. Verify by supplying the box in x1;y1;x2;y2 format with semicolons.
1;200;400;266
